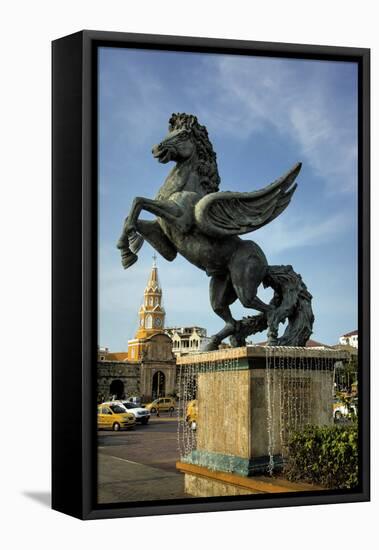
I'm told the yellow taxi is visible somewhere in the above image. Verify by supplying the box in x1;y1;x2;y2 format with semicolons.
186;399;198;430
144;397;176;413
97;402;136;431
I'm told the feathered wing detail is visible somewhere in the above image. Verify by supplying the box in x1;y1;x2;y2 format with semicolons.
194;162;302;238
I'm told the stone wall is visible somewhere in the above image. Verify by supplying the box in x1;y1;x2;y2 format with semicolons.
140;362;177;401
97;361;140;402
140;333;177;400
97;357;178;402
197;370;250;458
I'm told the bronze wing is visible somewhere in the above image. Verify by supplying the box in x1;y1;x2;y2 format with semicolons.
194;162;301;238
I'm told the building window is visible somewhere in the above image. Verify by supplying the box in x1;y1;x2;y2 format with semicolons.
155;297;159;305
146;314;152;329
149;297;153;306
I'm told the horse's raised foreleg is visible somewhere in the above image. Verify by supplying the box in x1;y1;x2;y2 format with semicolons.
116;216;143;269
117;218;178;269
136;219;177;262
123;197;185;235
118;197;184;269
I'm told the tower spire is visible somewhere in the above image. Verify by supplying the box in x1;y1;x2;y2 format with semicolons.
147;254;160;290
127;258;166;361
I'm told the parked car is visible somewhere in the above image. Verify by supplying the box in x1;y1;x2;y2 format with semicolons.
119;401;151;424
186;399;198;430
97;402;136;431
333;398;357;420
126;396;142;406
145;397;176;413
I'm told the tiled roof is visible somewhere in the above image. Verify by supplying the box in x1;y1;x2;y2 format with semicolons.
342;330;358;338
106;352;129;361
305;339;332;348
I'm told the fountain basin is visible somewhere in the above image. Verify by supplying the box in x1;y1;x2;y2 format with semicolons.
176;345;349;496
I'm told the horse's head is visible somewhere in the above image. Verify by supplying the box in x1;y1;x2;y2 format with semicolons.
152;114;196;164
152;113;220;194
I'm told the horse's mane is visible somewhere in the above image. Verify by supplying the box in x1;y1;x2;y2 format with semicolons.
169;113;220;193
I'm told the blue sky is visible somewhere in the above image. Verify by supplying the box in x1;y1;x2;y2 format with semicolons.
98;47;358;350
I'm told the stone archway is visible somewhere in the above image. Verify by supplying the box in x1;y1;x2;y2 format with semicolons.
152;371;165;399
109;379;125;400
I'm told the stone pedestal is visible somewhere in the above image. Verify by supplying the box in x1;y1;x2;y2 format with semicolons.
176;346;348;494
176;461;325;496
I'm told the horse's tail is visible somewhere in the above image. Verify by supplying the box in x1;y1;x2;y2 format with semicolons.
264;264;314;346
234;264;314;347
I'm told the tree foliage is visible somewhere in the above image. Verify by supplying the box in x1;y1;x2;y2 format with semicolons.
284;424;358;489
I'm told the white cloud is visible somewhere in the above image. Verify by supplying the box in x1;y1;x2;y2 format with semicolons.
192;56;358;194
99;57;169;149
253;210;352;255
98;52;358;349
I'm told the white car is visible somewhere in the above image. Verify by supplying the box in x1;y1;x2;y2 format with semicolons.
119;401;150;425
333;400;357;420
126;396;142;405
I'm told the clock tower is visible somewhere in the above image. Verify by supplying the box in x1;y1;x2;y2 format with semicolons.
127;256;166;361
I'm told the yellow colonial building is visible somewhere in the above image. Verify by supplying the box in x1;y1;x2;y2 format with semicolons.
127;256;166;362
98;257;177;401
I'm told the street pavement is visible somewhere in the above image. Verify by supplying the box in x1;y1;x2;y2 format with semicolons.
97;414;190;504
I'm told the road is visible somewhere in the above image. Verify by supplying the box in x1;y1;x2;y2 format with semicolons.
97;414;189;504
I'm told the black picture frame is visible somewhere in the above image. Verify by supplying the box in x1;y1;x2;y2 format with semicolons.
52;30;370;520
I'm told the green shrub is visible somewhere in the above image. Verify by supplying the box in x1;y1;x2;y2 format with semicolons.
284;424;358;489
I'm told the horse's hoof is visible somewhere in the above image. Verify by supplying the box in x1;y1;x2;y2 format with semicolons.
203;337;220;352
116;237;128;250
229;334;246;348
129;233;144;254
120;249;138;269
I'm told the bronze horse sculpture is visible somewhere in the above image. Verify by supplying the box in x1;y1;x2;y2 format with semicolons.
117;113;314;349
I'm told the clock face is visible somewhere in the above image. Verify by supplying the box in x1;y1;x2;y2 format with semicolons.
154;317;162;327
